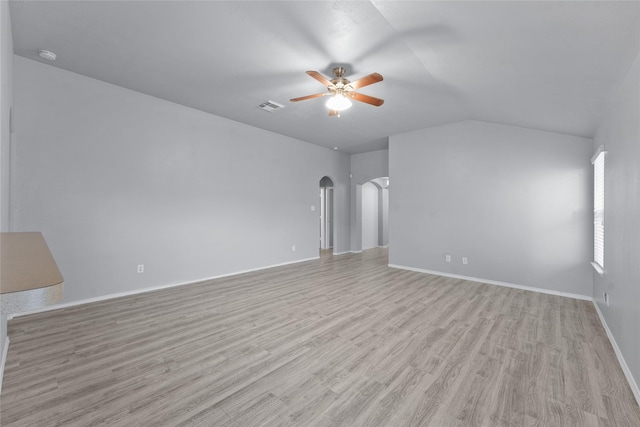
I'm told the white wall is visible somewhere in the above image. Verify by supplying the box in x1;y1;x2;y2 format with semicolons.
349;149;388;252
0;0;15;384
361;182;378;250
593;47;640;398
12;56;350;304
389;120;593;297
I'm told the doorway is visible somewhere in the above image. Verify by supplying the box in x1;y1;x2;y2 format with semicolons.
319;176;334;252
361;177;389;250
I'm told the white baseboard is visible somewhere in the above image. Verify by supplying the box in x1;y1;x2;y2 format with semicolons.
388;263;638;405
0;337;9;396
332;251;351;256
593;301;640;406
387;264;592;301
4;257;637;406
9;256;319;319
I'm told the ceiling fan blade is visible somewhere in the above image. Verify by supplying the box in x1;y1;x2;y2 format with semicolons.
349;92;384;107
329;109;340;117
290;93;329;102
347;73;383;90
306;70;332;87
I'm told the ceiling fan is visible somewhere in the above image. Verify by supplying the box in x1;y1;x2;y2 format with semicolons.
290;67;384;117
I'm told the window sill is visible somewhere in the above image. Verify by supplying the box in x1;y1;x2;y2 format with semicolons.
591;262;605;277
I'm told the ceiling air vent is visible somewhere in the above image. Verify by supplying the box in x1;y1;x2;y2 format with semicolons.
257;100;285;112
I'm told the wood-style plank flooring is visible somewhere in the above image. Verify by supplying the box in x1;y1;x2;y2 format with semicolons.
1;248;639;426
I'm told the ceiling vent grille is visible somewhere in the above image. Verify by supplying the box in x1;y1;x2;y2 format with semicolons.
257;100;285;112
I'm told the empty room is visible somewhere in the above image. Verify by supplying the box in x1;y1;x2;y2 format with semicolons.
1;1;639;426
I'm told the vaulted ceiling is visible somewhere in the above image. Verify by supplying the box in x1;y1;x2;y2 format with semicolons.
9;1;640;153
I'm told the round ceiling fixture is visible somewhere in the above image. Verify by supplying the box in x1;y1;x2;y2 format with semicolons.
38;50;57;61
325;94;352;112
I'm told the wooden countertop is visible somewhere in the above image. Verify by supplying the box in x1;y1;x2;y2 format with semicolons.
1;232;64;294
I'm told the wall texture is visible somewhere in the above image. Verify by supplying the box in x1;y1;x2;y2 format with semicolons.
0;0;15;383
361;182;378;250
593;47;640;398
0;0;11;233
12;57;350;304
389;120;593;297
378;188;389;246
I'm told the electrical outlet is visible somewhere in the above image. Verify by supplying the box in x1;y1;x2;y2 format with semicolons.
292;245;296;252
137;264;144;274
445;254;451;262
311;205;315;211
462;257;468;265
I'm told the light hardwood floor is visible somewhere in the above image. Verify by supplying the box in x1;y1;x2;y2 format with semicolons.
1;248;639;426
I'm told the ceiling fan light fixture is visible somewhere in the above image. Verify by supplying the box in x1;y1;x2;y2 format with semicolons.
325;94;352;111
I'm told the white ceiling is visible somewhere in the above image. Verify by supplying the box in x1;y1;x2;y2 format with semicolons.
9;1;640;154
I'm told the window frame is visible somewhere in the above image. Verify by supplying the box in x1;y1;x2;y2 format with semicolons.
591;145;606;275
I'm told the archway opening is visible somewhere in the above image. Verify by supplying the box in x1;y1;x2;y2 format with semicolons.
361;177;389;250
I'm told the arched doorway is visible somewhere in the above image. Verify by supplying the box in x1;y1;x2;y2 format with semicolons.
319;176;334;253
361;177;389;250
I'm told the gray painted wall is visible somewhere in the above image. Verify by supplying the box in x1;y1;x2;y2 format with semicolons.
12;56;350;304
379;188;389;246
349;149;389;252
361;182;378;250
0;0;14;374
0;0;11;233
389;120;593;297
593;47;640;393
